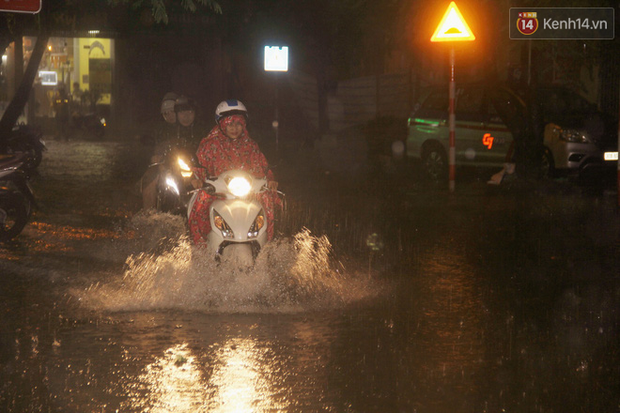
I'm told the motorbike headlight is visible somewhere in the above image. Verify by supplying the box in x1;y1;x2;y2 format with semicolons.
228;176;251;197
560;129;590;143
165;175;180;195
177;157;193;178
213;210;233;239
100;117;106;127
248;210;265;239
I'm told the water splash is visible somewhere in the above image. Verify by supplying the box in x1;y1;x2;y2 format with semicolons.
75;213;379;313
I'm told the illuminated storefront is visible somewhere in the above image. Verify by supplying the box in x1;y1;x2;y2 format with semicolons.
0;36;114;126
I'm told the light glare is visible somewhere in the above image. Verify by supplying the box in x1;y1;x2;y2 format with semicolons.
431;2;475;42
264;46;289;71
228;177;251;197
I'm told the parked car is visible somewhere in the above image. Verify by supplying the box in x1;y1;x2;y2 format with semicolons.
406;83;618;181
406;84;526;181
532;86;618;179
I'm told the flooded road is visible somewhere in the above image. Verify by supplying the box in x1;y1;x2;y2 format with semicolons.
1;139;619;412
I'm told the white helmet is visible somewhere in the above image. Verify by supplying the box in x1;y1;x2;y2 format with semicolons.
215;99;248;122
160;92;178;114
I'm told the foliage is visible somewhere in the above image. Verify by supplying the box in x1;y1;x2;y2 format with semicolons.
107;0;222;24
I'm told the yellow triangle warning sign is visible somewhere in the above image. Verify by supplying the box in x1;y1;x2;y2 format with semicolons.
431;2;475;42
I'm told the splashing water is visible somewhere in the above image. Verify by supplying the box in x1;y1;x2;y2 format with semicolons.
76;213;379;313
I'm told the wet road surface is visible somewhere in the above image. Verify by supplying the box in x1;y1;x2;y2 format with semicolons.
1;139;619;412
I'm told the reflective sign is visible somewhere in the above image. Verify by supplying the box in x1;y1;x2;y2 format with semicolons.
482;133;494;149
431;2;475;42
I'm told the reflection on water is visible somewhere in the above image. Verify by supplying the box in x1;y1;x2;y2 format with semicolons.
122;343;210;412
37;141;117;182
391;240;488;410
0;219;122;261
210;338;286;412
419;243;485;376
107;315;336;412
123;339;286;412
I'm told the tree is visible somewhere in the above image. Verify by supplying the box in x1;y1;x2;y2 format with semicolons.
0;34;48;148
0;10;48;150
108;0;222;25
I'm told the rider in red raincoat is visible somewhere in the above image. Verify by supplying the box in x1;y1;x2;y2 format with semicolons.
188;100;280;245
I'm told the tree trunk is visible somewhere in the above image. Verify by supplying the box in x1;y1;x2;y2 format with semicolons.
0;34;49;150
14;36;23;88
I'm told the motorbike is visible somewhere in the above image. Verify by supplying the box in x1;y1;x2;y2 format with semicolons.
152;148;195;215
2;124;47;172
0;152;37;241
186;169;275;266
71;112;106;140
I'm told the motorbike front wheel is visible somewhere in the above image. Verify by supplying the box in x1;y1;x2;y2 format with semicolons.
156;188;182;214
0;191;31;241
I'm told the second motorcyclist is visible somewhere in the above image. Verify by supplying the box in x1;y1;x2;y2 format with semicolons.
154;92;179;146
188;99;281;245
141;94;206;210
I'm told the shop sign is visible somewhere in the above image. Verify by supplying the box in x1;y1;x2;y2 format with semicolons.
0;0;42;14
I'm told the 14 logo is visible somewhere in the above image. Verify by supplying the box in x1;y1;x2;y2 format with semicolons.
517;12;538;35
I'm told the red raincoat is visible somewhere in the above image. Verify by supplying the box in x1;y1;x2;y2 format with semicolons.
188;116;280;245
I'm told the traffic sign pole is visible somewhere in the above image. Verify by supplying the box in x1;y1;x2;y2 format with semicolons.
449;47;456;192
430;2;475;193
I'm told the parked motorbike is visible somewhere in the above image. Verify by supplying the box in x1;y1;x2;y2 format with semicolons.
0;152;37;241
71;112;106;140
186;169;277;266
2;124;47;172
